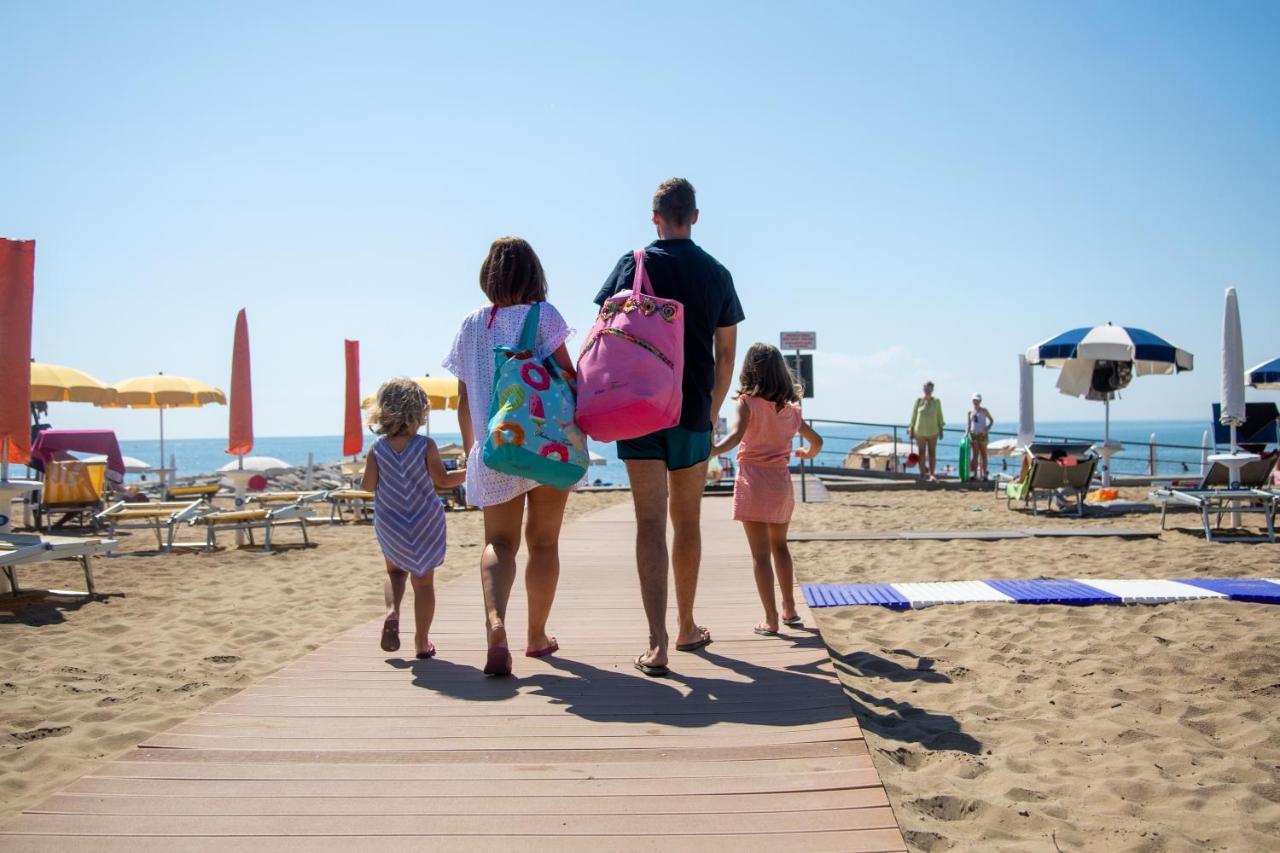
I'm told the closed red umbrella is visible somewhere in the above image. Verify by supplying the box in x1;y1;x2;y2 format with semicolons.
227;309;254;458
0;239;35;472
343;340;362;458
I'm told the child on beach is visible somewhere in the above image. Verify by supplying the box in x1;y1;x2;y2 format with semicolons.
443;237;577;677
363;378;465;659
711;343;823;636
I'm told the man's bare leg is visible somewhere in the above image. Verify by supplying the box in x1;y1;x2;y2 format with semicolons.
669;459;710;648
625;459;670;668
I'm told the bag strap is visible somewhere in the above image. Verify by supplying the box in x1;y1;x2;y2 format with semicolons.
517;301;541;352
630;249;652;296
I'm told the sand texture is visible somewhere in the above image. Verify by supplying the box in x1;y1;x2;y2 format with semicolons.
0;489;626;820
791;488;1280;851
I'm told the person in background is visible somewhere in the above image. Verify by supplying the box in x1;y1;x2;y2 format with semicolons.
967;393;993;481
908;381;944;482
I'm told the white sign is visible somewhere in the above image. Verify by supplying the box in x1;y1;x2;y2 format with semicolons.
780;331;816;350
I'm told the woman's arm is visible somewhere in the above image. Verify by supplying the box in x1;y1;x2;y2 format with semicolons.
361;452;379;492
908;398;920;439
710;397;750;457
458;382;474;455
796;420;824;459
425;439;466;489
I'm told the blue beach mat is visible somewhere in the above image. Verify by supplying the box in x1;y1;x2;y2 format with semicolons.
801;578;1280;609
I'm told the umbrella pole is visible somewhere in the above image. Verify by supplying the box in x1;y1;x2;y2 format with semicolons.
158;408;165;488
1102;398;1111;487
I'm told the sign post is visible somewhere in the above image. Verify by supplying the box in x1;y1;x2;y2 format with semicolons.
780;333;816;502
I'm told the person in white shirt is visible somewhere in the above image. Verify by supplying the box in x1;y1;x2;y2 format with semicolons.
966;394;994;481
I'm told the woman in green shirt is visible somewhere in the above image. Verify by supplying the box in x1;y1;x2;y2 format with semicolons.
908;381;944;482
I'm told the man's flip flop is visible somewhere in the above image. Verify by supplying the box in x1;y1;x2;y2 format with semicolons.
675;636;712;653
753;627;778;637
634;656;670;678
782;616;803;628
380;618;400;652
416;643;436;660
525;639;559;658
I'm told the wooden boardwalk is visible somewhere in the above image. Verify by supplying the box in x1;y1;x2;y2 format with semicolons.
1;497;904;852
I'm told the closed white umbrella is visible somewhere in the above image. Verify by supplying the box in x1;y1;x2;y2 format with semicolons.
217;456;292;474
81;453;152;474
1017;354;1034;448
1221;287;1245;444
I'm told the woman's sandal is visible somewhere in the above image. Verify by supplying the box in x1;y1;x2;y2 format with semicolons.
634;655;670;678
483;647;512;677
525;639;559;658
415;643;436;660
380;617;400;652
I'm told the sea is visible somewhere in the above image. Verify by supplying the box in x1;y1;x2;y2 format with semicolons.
95;419;1235;486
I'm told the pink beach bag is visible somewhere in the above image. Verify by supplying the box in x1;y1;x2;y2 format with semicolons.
575;249;684;442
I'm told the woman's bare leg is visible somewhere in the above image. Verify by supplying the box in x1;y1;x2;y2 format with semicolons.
384;561;407;620
742;521;779;632
916;437;930;479
410;572;436;655
768;522;797;621
480;496;525;650
927;437;939;480
524;485;570;652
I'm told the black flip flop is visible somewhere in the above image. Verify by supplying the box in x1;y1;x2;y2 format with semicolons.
675;636;712;653
634;657;670;678
415;643;436;660
380;618;400;652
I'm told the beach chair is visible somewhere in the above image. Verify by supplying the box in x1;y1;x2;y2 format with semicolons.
95;499;208;552
36;460;108;531
165;482;223;505
1149;456;1278;542
0;532;117;597
325;488;375;523
1004;450;1099;517
188;501;315;552
247;490;326;507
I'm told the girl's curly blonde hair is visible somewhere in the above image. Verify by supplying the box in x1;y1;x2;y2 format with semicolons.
369;377;429;437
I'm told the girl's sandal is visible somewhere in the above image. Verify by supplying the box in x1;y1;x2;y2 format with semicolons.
380;617;400;652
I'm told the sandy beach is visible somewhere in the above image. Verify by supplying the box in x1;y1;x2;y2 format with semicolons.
791;487;1280;851
0;489;627;821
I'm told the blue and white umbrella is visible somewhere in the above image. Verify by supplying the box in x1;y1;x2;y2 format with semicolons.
1026;323;1194;485
1246;357;1280;391
1026;324;1194;375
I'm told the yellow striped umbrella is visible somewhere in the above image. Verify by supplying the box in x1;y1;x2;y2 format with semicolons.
362;376;460;411
97;373;226;475
30;362;117;404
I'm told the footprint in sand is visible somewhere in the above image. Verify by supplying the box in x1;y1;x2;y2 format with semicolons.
9;726;72;743
203;655;241;664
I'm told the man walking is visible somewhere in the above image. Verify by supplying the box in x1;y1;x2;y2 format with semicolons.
595;178;744;677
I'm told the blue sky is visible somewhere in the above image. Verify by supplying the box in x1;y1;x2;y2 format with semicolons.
4;2;1278;441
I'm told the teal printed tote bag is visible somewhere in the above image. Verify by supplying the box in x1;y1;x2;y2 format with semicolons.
482;302;588;489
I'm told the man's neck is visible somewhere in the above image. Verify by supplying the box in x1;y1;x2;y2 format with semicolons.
655;226;692;240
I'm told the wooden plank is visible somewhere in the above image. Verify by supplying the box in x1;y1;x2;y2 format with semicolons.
0;497;902;849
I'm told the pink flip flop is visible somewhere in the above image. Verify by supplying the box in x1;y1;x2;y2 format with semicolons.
525;639;559;658
483;647;512;677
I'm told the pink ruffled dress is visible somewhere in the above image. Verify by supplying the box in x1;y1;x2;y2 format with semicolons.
732;396;802;524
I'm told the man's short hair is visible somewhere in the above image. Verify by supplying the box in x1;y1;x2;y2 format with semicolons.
653;178;697;227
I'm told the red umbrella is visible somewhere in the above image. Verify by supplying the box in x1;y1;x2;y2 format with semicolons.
226;309;254;459
343;340;362;458
0;239;35;473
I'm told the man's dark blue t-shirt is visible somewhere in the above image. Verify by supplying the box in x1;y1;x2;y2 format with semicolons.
594;239;745;432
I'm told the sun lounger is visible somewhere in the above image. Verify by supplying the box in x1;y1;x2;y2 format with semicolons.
36;460;108;530
325;488;375;523
188;502;315;552
1004;449;1099;516
164;483;223;504
0;532;116;597
95;500;208;552
1149;456;1278;542
247;490;326;507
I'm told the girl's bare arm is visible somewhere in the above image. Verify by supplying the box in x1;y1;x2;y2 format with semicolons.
710;397;750;457
796;420;824;459
361;453;379;491
426;440;466;489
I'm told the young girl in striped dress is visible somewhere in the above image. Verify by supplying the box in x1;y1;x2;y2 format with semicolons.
711;344;824;636
363;378;465;659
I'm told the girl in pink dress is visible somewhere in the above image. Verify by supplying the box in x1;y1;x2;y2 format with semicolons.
711;344;824;636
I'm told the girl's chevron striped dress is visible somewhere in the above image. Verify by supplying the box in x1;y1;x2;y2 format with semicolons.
371;434;447;576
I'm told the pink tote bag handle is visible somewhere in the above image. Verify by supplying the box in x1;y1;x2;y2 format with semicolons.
630;249;652;296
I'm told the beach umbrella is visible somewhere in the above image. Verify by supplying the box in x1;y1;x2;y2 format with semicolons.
1017;354;1034;448
217;456;291;474
1220;288;1246;450
988;437;1022;457
30;363;117;404
343;340;362;459
1026;323;1194;485
1246;357;1280;390
82;453;152;474
226;309;254;460
0;239;35;475
588;450;607;466
98;374;226;479
361;376;460;411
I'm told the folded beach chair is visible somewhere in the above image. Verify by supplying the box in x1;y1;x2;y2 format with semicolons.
1004;449;1098;517
1149;456;1278;542
0;532;117;597
36;460;108;531
325;488;375;523
95;499;208;552
188;501;315;552
247;490;326;507
164;482;223;505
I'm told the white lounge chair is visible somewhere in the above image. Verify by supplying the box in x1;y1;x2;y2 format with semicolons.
1150;456;1278;542
1;532;116;597
188;502;315;552
95;499;208;552
325;488;375;523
